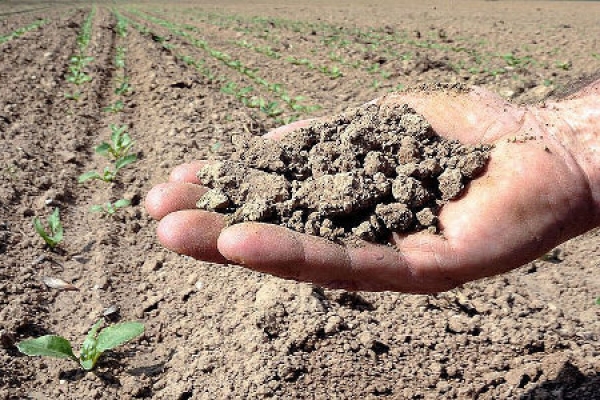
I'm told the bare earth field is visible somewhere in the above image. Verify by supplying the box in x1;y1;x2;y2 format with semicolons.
1;1;599;398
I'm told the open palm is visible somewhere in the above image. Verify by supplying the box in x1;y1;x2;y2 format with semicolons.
145;87;596;293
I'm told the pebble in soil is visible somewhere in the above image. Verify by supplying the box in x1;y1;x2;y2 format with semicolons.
196;102;491;245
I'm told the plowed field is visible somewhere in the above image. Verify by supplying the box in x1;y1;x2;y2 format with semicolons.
1;1;599;399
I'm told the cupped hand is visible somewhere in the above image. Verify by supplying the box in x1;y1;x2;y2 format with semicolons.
145;87;597;293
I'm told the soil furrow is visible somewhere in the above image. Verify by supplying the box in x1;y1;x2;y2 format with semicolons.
123;10;296;124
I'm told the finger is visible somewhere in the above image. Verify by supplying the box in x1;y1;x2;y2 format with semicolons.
145;182;207;220
264;119;315;140
157;209;227;264
169;161;208;183
217;223;459;293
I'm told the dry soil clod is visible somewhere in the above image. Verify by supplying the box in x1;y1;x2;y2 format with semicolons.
196;102;491;244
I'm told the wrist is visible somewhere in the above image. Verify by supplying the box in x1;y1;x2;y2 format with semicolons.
533;89;600;226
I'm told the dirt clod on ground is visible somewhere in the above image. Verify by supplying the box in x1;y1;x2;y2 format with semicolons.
197;102;491;244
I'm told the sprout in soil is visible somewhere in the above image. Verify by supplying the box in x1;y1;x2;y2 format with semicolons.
17;319;144;371
32;208;63;248
90;199;131;215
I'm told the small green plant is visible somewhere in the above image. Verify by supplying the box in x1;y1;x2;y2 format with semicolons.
64;91;82;101
95;124;135;160
115;16;128;38
102;100;125;113
555;60;571;71
115;46;126;69
90;199;131;215
78;156;137;183
17;319;144;371
66;54;94;86
33;208;63;248
114;80;131;95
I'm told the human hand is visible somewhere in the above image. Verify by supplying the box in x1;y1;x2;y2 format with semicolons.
145;86;599;293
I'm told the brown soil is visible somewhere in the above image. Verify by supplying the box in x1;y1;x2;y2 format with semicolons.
1;1;599;399
197;101;491;243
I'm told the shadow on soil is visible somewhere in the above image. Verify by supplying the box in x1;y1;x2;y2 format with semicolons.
521;362;600;400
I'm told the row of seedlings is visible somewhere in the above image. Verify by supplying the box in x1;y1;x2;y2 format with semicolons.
121;12;297;124
78;9;137;216
64;7;96;102
130;9;321;122
21;7;145;373
0;18;48;44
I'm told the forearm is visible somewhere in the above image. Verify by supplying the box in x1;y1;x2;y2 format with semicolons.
534;79;600;227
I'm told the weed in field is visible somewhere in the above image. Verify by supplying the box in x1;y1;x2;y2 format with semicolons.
90;199;131;215
33;208;63;249
17;319;144;371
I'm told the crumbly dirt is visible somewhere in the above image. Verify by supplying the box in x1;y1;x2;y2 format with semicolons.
197;103;491;244
1;1;599;400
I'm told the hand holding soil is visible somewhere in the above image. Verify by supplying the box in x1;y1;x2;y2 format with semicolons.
146;84;600;293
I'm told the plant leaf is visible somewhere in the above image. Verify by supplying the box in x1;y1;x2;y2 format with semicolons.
90;205;105;213
114;199;131;208
78;171;101;183
32;217;51;244
48;208;63;243
17;335;76;360
79;319;103;370
96;322;144;352
115;154;137;170
95;142;111;156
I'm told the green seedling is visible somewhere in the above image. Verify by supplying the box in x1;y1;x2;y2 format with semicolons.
102;100;125;113
555;60;572;71
33;208;63;249
66;68;92;86
115;81;131;95
115;46;126;69
115;16;128;38
95;125;135;160
0;19;47;45
64;91;82;101
90;199;131;215
17;319;144;371
78;155;137;183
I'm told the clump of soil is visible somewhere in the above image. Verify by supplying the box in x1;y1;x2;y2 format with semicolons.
197;102;491;244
